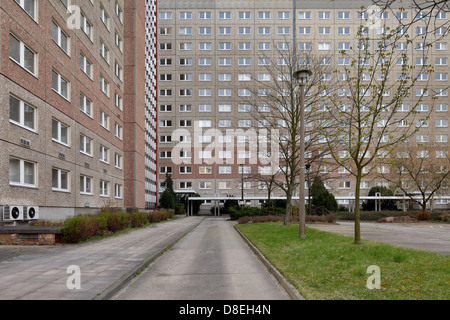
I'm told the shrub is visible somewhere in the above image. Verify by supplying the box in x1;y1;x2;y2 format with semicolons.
415;211;430;221
148;209;173;223
62;214;105;243
131;212;149;228
101;212;131;233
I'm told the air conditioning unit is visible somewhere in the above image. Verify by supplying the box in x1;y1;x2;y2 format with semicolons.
3;205;24;221
23;206;39;220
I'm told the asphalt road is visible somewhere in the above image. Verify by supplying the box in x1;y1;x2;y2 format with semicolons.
112;217;291;300
309;221;450;255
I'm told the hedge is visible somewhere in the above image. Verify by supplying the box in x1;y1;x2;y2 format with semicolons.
61;210;174;243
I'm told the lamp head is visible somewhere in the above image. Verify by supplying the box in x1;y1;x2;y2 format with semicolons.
294;69;312;85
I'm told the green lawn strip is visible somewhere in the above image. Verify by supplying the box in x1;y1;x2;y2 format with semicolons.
236;222;449;300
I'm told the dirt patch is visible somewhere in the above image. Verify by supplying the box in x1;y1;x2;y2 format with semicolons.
378;216;420;223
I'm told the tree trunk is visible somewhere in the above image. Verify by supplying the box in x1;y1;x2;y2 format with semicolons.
354;171;362;244
285;190;292;225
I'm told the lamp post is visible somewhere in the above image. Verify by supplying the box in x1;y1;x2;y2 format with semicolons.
294;69;312;239
240;164;244;208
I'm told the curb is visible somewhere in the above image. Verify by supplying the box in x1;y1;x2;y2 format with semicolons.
234;224;305;301
93;217;205;300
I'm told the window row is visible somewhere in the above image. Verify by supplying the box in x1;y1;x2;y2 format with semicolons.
159;10;449;21
160;26;448;36
16;0;123;31
160;56;450;67
162;41;450;52
9;95;123;140
8;156;123;198
10;34;124;100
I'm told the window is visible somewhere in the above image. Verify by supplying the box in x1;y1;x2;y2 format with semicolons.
9;157;36;187
100;6;110;29
100;110;109;130
160;12;172;19
179;12;192;19
52;20;69;54
115;153;123;169
338;181;351;189
436;119;448;127
15;0;36;19
180;166;192;174
9;95;36;131
100;180;109;197
199;12;212;19
80;175;92;195
80;12;93;39
278;11;290;19
199;58;212;66
115;61;122;81
100;41;110;63
219;166;232;174
278;27;290;35
318;11;331;19
51;69;70;99
179;104;191;112
318;27;331;34
80;53;92;78
80;93;92;117
219;27;231;35
299;11;311;19
100;75;110;96
99;145;109;164
435;104;448;112
80;134;92;156
52;168;69;192
219;120;231;127
160;27;172;35
238;27;251;35
179;27;192;35
115;1;123;23
298;27;311;35
52;118;69;146
219;11;231;19
9;33;36;75
239;11;251;19
114;184;122;199
338;11;350;19
258;27;271;35
179;182;192;189
115;123;123;139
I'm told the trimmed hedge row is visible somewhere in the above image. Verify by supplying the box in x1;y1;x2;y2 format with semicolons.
61;210;174;243
336;210;450;222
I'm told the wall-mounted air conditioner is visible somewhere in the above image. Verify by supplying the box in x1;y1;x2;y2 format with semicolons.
23;206;39;220
3;205;24;221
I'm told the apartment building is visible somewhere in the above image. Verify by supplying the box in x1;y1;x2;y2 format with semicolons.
157;0;449;210
0;0;158;220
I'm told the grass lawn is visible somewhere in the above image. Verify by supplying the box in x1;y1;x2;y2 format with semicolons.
236;222;449;300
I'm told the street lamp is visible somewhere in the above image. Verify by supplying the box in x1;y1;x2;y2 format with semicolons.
294;69;312;239
240;164;244;208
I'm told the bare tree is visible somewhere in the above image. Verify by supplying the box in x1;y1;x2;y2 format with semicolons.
378;140;450;211
238;42;339;227
318;7;435;243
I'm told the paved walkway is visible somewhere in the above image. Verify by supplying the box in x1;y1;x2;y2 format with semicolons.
112;217;292;300
309;221;450;255
0;216;204;300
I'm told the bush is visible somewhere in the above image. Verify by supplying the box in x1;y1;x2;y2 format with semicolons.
61;210;175;244
229;206;271;220
415;211;430;221
62;214;105;243
131;212;149;228
148;209;173;223
101;212;131;233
